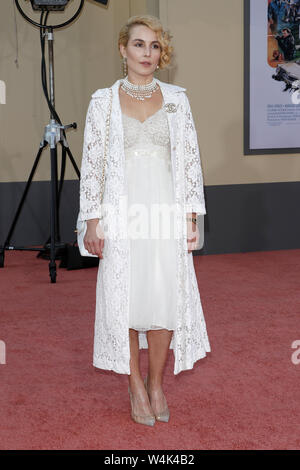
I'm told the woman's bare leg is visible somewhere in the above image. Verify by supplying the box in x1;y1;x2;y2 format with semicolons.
146;329;173;414
128;328;154;417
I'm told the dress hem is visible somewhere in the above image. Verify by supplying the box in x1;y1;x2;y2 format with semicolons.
129;326;175;332
93;347;211;376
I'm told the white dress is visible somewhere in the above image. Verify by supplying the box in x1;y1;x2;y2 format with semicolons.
122;106;178;332
81;80;210;374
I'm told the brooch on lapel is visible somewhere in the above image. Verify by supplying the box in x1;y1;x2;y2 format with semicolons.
163;103;178;113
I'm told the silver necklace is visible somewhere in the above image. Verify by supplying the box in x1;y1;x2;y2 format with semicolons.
121;75;159;101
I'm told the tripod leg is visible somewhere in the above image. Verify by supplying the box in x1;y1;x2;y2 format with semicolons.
54;143;66;243
49;145;59;283
45;142;66;246
43;139;77;255
64;145;80;179
58;143;66;219
0;143;46;268
43;140;80;249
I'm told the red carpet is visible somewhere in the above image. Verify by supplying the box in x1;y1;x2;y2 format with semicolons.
0;249;299;450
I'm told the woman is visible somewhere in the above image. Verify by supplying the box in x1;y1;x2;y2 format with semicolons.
79;15;211;426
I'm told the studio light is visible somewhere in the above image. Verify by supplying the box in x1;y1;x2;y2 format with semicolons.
29;0;108;11
30;0;69;11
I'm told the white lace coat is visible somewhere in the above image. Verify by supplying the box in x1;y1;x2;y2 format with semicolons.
79;78;211;375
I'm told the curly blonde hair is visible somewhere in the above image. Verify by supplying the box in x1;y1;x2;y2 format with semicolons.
118;15;173;70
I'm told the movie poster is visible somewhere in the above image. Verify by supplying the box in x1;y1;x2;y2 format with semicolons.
245;0;300;153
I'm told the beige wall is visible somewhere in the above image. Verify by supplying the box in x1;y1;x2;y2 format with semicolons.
1;0;299;185
160;0;300;185
0;0;128;183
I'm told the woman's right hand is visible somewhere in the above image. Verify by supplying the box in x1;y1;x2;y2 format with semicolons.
83;219;105;258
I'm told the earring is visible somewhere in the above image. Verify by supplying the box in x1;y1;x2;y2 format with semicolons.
122;57;128;77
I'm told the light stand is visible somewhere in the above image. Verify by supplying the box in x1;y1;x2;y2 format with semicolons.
0;0;85;283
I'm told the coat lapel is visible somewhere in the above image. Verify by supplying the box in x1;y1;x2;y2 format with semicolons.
110;80;127;194
157;79;186;204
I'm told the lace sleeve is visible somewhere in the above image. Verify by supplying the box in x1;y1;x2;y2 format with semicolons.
79;97;104;221
183;93;206;215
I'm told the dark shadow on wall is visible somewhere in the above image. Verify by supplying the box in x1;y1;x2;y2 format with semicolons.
202;181;300;254
1;179;300;255
0;180;79;248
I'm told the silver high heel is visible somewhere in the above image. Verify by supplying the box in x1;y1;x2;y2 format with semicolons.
144;376;170;423
128;386;155;427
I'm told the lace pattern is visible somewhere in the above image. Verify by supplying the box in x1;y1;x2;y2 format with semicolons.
122;108;171;172
122;108;170;149
182;93;206;214
79;79;210;375
79;98;106;221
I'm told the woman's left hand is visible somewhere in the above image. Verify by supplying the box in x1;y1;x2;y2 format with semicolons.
187;220;200;253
